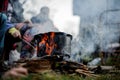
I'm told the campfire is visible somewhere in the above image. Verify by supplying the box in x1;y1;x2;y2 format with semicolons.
33;32;72;57
14;32;97;77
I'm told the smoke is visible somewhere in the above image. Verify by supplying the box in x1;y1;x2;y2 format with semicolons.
71;0;120;62
99;9;120;51
71;23;99;62
18;0;120;63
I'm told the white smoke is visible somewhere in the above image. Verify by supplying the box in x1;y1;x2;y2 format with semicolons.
70;0;120;62
19;0;120;63
20;0;80;39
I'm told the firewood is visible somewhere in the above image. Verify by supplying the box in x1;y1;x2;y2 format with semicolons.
75;69;99;77
13;55;97;77
75;69;91;76
75;69;93;74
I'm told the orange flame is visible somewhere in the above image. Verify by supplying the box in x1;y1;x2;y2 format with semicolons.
38;32;57;55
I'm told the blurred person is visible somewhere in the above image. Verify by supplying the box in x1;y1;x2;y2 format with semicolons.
2;67;28;79
0;12;33;64
0;13;25;79
0;0;22;56
0;1;28;79
9;0;25;23
0;0;24;22
30;6;59;35
2;20;33;61
31;6;50;23
0;13;21;57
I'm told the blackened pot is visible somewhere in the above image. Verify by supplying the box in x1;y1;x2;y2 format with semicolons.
33;32;72;57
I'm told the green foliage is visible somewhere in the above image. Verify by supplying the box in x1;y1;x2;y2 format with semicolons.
1;70;120;80
95;74;120;80
106;53;120;69
21;69;120;80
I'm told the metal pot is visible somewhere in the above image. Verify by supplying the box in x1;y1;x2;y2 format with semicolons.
33;32;72;57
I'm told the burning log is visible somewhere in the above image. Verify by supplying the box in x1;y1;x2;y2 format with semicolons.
12;32;96;77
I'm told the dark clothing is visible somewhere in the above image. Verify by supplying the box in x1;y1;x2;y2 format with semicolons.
0;13;20;77
2;30;21;60
0;13;15;55
9;0;25;23
0;0;8;12
0;0;24;23
0;13;8;55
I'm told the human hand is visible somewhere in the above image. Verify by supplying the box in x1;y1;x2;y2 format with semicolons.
12;30;21;38
2;67;28;79
9;27;21;38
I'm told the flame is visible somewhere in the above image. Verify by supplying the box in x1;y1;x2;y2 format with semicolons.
38;32;57;55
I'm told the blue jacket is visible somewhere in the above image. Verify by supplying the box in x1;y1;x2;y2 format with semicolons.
0;13;14;55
